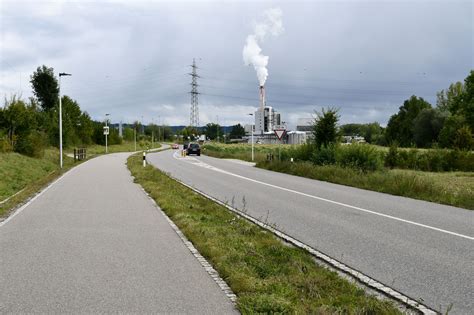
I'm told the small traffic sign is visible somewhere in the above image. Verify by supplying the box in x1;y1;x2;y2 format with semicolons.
103;126;109;135
274;129;286;140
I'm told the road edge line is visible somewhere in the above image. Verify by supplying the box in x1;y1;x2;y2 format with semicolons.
135;185;238;306
167;174;438;315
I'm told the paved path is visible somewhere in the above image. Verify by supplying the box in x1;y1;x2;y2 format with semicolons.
0;152;236;313
148;149;474;314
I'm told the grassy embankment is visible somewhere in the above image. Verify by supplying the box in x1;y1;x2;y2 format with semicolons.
0;141;156;219
202;143;474;210
0;148;75;218
127;154;400;313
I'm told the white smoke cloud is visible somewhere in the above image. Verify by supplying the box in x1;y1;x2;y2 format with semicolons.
243;7;283;86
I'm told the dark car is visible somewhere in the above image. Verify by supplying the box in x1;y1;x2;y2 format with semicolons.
186;143;201;156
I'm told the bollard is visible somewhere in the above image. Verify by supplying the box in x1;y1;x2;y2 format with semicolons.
143;151;146;167
290;157;294;163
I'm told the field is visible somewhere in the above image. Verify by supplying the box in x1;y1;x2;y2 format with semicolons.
127;154;400;314
202;142;474;209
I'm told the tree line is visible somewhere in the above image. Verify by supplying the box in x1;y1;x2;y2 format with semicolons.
340;71;473;150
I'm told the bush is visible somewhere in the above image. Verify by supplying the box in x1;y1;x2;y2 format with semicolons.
311;144;337;165
335;144;383;171
15;131;47;158
0;133;13;153
385;142;399;168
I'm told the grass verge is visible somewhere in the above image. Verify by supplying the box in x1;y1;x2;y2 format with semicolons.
258;161;474;210
127;154;400;314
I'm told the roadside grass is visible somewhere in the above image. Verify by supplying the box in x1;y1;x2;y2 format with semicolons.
66;141;159;156
258;161;474;210
202;143;294;163
0;148;76;218
127;154;400;314
202;143;473;209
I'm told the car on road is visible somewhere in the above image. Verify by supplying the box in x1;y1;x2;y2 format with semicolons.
186;143;201;156
172;143;179;149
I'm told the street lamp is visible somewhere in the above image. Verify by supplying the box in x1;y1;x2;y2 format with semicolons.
105;113;110;153
58;72;71;169
248;113;254;161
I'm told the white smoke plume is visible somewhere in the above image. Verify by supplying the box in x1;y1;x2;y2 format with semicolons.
243;7;283;86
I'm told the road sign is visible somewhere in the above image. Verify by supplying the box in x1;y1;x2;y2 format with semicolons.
103;126;109;135
274;129;286;140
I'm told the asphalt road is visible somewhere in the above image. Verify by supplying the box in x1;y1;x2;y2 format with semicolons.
147;149;474;314
0;152;236;313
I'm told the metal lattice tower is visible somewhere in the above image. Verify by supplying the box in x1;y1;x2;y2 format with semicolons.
189;59;200;127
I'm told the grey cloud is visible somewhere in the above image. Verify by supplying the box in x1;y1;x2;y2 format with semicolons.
1;0;472;128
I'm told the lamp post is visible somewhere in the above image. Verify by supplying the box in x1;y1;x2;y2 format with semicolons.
105;113;110;153
58;72;71;169
248;113;254;161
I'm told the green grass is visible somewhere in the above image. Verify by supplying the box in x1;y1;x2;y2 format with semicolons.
202;143;295;163
0;148;76;217
66;141;159;156
202;143;473;209
258;161;474;210
127;154;400;314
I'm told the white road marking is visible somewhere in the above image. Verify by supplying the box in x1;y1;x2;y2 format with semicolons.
172;151;474;241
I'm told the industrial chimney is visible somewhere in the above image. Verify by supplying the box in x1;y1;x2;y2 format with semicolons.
259;85;266;110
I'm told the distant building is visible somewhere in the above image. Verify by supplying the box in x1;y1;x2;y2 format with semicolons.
254;106;281;135
296;118;313;132
287;131;307;144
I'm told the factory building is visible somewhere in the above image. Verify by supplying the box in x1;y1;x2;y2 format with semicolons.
254;86;283;135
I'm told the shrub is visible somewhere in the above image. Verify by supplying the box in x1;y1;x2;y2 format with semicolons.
311;144;337;165
385;142;399;168
336;144;383;171
15;131;47;158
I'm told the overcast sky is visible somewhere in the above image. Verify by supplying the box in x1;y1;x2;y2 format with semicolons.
1;0;472;127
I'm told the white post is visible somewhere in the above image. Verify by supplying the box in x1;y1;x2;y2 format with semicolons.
251;126;254;161
134;128;137;151
143;151;146;167
59;76;63;168
105;117;108;153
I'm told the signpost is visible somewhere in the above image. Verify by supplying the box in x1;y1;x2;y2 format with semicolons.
274;129;286;140
274;128;286;161
103;126;109;153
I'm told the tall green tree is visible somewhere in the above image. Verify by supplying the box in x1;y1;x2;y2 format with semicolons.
385;95;431;146
436;82;464;113
312;107;339;148
452;70;474;131
412;108;446;147
30;65;59;112
229;123;245;139
204;123;222;140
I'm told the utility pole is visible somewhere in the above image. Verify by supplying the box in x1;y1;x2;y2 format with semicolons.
189;59;200;127
216;115;219;143
151;118;154;149
58;72;71;169
105;113;110;153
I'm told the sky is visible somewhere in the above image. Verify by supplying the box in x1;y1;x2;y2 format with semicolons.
0;0;472;128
